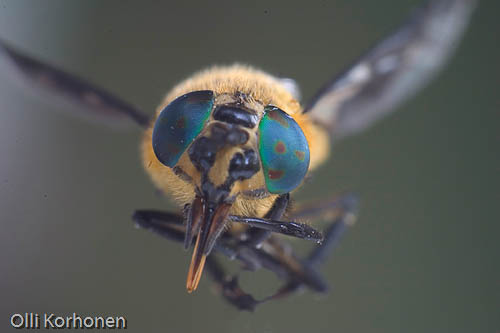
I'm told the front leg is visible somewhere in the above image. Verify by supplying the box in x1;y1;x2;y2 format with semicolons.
291;192;359;267
133;209;266;311
132;191;358;310
132;210;185;243
241;193;290;247
204;255;260;311
133;209;272;268
262;192;360;300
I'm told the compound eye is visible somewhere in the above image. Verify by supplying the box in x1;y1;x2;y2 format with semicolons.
258;106;310;194
152;90;214;167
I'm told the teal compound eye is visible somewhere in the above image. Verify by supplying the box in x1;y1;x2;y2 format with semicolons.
258;106;310;194
152;90;214;167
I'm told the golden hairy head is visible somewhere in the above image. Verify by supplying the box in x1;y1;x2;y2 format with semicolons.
140;64;330;292
142;65;329;209
161;64;302;116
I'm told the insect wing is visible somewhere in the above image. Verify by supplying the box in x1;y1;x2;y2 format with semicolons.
0;39;149;128
304;0;477;140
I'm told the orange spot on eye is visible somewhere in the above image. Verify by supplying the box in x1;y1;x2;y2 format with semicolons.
295;150;305;161
267;110;289;127
274;141;286;154
268;169;284;180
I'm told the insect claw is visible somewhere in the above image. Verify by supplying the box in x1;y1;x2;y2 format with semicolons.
220;276;259;312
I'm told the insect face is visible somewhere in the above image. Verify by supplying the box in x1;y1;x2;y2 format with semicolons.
151;87;311;291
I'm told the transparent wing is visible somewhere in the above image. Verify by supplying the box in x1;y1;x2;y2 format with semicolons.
0;40;150;128
303;0;476;139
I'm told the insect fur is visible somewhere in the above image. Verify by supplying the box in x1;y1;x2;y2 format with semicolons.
0;0;476;311
142;66;331;293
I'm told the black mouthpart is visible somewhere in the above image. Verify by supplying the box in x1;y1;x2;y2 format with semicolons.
185;122;262;250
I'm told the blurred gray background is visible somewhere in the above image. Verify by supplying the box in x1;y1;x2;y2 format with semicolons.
0;0;498;332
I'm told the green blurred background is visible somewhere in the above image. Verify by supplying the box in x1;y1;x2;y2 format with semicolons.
0;0;498;332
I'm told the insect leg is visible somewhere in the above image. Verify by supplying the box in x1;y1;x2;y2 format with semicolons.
133;205;344;307
291;192;359;267
132;209;258;310
204;239;335;311
255;193;359;301
204;255;260;311
132;210;185;243
228;215;323;242
258;218;348;302
290;192;358;222
132;209;271;269
0;40;150;127
241;193;289;247
205;239;327;310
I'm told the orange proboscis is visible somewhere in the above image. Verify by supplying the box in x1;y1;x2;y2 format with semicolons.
186;235;207;293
